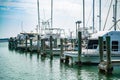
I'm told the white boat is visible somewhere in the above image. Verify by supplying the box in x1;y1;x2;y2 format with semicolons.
40;28;67;55
63;31;120;63
16;32;40;51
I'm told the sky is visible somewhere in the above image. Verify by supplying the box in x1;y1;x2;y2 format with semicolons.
0;0;120;38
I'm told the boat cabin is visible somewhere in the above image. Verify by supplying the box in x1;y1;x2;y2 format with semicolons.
86;31;120;52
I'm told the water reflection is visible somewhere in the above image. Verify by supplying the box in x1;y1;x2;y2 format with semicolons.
0;42;120;80
29;52;32;60
37;53;39;60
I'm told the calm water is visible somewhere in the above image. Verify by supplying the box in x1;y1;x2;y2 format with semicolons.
0;42;120;80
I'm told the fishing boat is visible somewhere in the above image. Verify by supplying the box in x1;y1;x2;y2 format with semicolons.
40;27;66;55
63;31;120;63
16;32;40;51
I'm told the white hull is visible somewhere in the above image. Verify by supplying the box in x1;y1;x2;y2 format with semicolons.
63;50;120;63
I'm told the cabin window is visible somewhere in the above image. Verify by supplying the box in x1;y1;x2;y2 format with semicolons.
86;40;98;49
28;34;35;37
112;41;118;51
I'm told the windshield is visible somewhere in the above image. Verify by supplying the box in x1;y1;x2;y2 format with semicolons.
86;39;98;49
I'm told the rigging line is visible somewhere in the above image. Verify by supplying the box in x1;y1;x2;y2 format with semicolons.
117;24;120;30
103;0;113;31
108;19;120;30
43;9;46;20
103;0;109;8
85;6;92;28
108;25;114;30
117;19;120;30
102;0;109;12
118;26;120;30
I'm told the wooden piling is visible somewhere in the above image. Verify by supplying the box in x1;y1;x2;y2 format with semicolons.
71;39;74;50
60;38;64;63
64;38;67;51
30;38;33;52
54;38;57;48
43;39;46;54
25;36;28;51
71;57;74;65
37;35;40;53
50;36;53;60
98;36;113;74
106;36;113;73
77;31;82;65
65;56;69;64
99;37;103;62
41;39;43;51
41;39;46;57
9;37;14;49
14;38;18;50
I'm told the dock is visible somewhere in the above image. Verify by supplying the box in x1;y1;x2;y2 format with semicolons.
8;31;120;75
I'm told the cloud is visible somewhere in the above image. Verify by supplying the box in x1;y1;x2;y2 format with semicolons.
0;6;10;11
0;1;37;15
54;1;82;16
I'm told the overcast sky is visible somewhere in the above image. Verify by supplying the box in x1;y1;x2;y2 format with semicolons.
0;0;120;38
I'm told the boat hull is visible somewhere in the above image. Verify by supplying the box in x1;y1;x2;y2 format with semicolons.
63;50;120;64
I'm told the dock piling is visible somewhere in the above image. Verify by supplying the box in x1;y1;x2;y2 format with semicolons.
50;36;53;60
25;36;28;51
65;56;69;64
106;36;113;74
14;38;18;50
54;38;57;48
98;36;113;74
41;39;46;57
76;31;82;66
99;37;104;62
30;38;33;52
60;38;64;63
64;38;67;51
37;35;40;53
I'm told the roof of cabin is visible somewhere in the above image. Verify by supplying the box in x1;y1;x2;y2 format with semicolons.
90;30;120;40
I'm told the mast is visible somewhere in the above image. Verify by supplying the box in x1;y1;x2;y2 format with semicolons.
114;0;117;31
51;0;53;28
37;0;40;34
83;0;85;35
76;22;78;39
93;0;95;33
99;0;101;31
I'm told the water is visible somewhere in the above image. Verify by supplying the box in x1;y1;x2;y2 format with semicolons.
0;42;120;80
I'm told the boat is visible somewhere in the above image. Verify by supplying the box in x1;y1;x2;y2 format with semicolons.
16;32;40;51
63;31;120;63
63;0;120;64
40;27;66;55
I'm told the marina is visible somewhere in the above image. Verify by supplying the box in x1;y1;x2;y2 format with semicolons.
8;31;120;74
1;0;120;79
